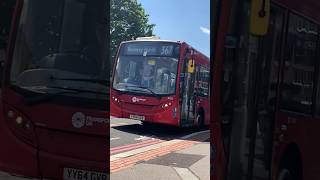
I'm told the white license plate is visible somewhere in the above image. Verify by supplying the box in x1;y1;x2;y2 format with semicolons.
63;168;107;180
129;114;145;121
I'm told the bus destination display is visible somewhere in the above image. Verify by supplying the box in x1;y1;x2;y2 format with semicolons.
121;42;179;57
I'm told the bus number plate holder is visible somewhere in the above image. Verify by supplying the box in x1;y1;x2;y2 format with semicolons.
129;114;145;121
63;168;107;180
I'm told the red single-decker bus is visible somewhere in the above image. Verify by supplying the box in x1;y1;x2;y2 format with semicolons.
111;38;210;127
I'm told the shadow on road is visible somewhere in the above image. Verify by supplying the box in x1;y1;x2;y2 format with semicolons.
112;122;209;142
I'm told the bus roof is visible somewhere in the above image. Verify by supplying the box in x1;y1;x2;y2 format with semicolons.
122;39;183;44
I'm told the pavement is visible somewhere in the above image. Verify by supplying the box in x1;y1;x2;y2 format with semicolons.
110;130;210;180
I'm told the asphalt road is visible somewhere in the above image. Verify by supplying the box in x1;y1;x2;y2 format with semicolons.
110;117;207;149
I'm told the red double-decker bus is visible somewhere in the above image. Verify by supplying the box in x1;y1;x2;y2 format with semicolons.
0;0;108;179
211;0;320;180
111;38;210;127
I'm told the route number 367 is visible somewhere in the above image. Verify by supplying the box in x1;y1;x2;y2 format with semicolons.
161;46;173;56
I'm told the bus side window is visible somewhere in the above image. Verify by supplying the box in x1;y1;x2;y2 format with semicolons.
0;0;16;85
195;65;200;94
0;40;5;64
197;66;209;97
280;14;317;114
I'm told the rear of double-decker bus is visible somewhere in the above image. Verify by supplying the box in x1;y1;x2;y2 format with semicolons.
110;40;206;126
0;0;108;179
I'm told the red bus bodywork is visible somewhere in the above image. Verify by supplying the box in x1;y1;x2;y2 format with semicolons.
111;40;210;127
211;0;320;179
269;1;320;180
0;0;108;179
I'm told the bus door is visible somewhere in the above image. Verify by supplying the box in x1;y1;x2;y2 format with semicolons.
195;65;201;125
221;5;285;180
245;6;285;180
188;60;196;120
180;55;196;126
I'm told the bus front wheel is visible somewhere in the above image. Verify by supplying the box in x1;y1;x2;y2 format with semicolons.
277;168;292;180
277;154;302;180
196;110;205;129
142;121;152;127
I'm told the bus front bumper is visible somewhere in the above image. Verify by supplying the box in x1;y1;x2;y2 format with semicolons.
38;151;107;180
121;108;179;126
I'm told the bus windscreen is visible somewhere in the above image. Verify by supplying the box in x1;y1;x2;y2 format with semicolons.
113;42;180;96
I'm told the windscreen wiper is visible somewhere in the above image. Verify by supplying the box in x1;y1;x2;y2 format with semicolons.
116;89;128;95
25;86;108;106
50;76;109;87
135;86;157;96
127;85;161;98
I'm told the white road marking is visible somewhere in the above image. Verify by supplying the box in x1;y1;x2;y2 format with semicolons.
134;136;152;141
110;122;141;128
173;167;199;180
110;123;130;128
110;137;121;141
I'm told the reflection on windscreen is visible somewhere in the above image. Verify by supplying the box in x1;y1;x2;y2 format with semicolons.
10;0;108;97
113;56;178;95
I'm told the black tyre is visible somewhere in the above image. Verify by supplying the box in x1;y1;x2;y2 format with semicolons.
142;121;152;127
196;111;205;129
277;155;302;180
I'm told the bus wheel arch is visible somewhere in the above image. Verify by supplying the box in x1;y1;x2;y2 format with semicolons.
277;143;303;180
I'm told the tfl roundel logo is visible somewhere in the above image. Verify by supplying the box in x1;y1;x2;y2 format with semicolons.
132;97;146;103
72;112;86;128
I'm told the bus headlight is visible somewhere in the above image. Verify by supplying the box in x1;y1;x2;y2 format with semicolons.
112;96;120;103
7;110;14;118
161;102;172;108
16;116;23;125
4;104;36;146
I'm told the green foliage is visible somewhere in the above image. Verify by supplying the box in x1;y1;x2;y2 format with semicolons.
110;0;155;63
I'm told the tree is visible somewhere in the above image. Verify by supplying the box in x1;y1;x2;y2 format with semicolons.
110;0;155;64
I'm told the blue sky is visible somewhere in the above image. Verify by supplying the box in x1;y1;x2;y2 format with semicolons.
137;0;210;57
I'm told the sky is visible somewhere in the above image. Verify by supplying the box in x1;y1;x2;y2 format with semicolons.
137;0;210;57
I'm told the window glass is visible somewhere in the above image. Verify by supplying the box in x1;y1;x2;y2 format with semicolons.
10;0;108;100
113;56;178;95
280;14;318;113
197;66;209;96
0;0;16;61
